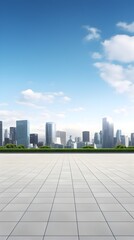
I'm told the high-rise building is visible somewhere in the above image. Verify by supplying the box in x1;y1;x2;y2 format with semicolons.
4;129;10;145
82;131;90;143
99;130;102;145
4;129;9;139
30;134;38;147
0;121;3;146
131;133;134;146
102;117;114;148
45;122;56;146
116;130;122;145
56;131;66;146
94;132;100;144
75;137;81;143
16;120;30;148
10;127;16;144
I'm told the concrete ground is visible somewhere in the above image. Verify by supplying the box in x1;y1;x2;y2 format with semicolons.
0;153;134;240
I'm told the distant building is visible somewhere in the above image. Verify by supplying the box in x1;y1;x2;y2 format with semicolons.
121;135;129;147
75;137;81;143
82;131;90;143
45;122;56;147
99;130;102;145
56;131;66;146
16;120;30;148
116;130;122;145
0;121;3;146
121;135;125;146
131;133;134;146
66;135;77;149
102;117;114;148
77;141;85;148
37;141;44;147
4;129;9;139
94;132;100;144
30;134;38;147
10;127;16;144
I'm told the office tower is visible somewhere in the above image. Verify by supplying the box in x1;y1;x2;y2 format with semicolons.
4;129;10;145
10;127;16;144
131;133;134;146
16;120;30;148
45;122;56;146
82;131;90;143
94;132;100;144
66;135;77;149
4;129;9;139
56;131;66;146
116;130;122;145
75;137;81;143
99;130;102;145
121;135;125;146
0;121;3;146
30;134;38;147
102;117;114;148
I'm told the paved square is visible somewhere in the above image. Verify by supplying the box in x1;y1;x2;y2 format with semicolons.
0;153;134;239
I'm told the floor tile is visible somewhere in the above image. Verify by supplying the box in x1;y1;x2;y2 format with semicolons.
11;222;47;235
45;222;78;235
78;222;112;235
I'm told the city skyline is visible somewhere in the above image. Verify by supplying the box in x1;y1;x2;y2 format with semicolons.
0;118;134;144
1;0;134;136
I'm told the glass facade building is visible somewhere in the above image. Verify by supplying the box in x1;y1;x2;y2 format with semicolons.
102;117;114;148
16;120;30;148
82;131;90;143
45;122;56;147
0;121;3;146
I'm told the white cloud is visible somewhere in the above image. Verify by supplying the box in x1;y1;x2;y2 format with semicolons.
117;21;134;33
21;89;54;103
63;96;71;102
0;103;8;106
56;113;66;118
18;89;71;105
102;35;134;63
94;62;134;94
92;52;102;59
69;107;85;112
0;110;26;127
16;101;45;109
113;107;128;114
83;25;101;41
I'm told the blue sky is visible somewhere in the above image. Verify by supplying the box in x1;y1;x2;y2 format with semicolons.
1;0;134;139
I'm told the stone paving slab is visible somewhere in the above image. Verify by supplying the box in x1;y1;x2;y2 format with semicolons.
0;153;134;239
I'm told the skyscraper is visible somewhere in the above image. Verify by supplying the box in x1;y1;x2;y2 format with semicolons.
30;134;38;147
94;132;100;144
131;133;134;146
0;121;3;146
56;131;66;146
116;130;122;145
102;117;114;148
82;131;90;143
16;120;30;148
10;127;16;144
45;122;56;147
4;129;10;145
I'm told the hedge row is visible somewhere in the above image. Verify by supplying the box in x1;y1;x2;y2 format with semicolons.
1;148;134;153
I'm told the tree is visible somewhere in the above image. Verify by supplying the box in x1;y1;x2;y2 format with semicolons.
83;145;94;149
17;145;25;149
5;144;16;148
115;144;126;148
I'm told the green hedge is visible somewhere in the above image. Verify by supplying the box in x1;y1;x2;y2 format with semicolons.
1;148;134;153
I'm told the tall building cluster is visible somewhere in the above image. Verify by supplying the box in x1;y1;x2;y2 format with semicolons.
0;118;134;148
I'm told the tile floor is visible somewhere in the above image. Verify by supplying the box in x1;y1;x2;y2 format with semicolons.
0;153;134;239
